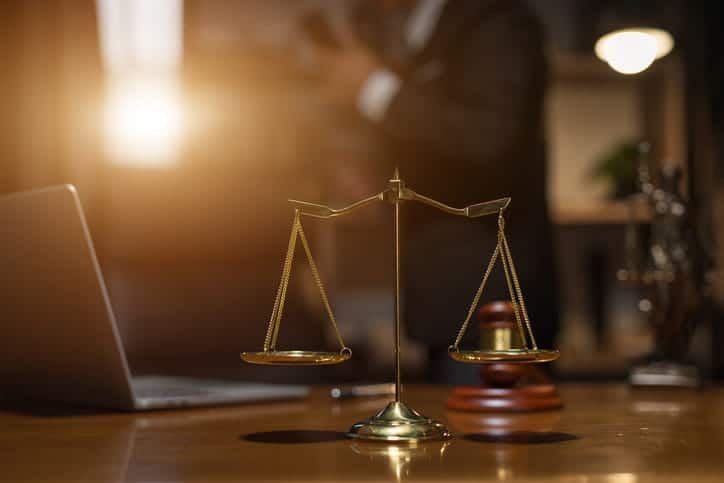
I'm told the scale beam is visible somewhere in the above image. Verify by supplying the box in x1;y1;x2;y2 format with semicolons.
289;192;386;219
290;185;509;221
401;188;511;218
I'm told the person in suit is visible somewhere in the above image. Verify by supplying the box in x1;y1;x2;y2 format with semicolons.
314;0;557;382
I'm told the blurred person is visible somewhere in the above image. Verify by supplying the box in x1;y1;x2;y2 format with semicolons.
308;0;557;382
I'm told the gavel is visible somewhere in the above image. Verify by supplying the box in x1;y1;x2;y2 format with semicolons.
446;301;562;412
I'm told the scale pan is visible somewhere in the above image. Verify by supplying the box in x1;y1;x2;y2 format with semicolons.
448;349;559;364
240;350;351;366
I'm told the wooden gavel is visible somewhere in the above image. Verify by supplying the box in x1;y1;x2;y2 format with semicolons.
446;301;562;412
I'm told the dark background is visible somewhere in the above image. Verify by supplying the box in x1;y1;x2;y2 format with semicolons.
0;0;722;381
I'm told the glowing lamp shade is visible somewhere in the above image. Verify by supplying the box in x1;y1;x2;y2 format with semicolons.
104;78;184;167
595;28;674;75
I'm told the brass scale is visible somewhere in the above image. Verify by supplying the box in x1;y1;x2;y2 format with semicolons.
241;170;559;441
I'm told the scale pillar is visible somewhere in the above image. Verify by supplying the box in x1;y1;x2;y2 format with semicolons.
347;170;451;442
390;169;403;403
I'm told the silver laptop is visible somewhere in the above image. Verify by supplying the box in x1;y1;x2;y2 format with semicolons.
0;185;308;410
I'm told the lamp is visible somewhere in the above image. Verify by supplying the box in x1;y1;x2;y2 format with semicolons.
591;0;678;76
595;27;674;75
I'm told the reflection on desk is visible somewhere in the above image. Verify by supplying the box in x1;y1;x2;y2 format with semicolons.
1;385;723;482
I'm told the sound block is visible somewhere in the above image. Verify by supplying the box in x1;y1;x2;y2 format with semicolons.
446;383;562;412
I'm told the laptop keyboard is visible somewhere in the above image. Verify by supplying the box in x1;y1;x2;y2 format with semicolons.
129;376;309;408
134;386;213;399
131;376;225;399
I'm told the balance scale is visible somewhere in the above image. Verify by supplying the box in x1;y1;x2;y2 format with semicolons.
241;169;559;442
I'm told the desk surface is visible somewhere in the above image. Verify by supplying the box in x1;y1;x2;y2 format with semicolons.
1;384;723;482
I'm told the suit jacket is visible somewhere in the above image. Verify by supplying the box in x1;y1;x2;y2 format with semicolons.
354;0;558;350
355;0;548;209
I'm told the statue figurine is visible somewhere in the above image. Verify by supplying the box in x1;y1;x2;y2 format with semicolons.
618;143;713;387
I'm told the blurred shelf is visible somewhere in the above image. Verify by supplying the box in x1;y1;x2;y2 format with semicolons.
552;200;651;225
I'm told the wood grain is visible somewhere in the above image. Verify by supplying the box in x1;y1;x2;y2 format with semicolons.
1;384;723;482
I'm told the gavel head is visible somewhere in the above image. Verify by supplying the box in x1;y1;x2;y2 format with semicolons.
479;301;523;351
478;301;524;387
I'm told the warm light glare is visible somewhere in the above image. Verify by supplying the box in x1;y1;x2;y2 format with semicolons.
96;0;184;166
105;78;184;167
595;28;674;75
96;0;183;73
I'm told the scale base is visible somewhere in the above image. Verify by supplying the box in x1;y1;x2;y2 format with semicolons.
347;401;451;442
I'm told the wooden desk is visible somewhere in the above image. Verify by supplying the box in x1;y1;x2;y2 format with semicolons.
1;384;723;482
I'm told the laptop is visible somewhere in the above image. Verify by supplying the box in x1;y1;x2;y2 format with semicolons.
0;185;308;410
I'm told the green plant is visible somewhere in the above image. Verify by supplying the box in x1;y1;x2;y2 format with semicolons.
590;141;640;199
